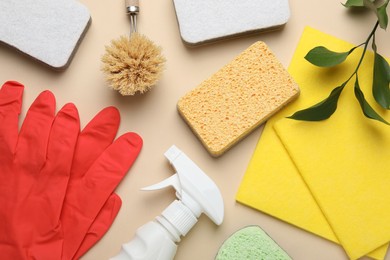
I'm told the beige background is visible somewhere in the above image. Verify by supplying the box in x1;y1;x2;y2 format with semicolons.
1;0;389;259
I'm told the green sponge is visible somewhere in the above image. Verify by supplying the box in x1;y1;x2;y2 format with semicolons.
216;226;292;260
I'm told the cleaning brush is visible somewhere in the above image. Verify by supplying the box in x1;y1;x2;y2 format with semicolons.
101;0;166;96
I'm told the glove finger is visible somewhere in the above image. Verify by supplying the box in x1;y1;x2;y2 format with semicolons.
15;90;55;170
15;104;80;260
82;132;142;202
72;193;122;259
37;103;80;227
61;132;142;259
72;107;120;178
0;81;24;157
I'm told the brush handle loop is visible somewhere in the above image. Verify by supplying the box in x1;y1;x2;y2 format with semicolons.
126;0;139;14
126;0;139;34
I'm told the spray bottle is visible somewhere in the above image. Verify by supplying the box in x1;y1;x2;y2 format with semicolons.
111;145;224;260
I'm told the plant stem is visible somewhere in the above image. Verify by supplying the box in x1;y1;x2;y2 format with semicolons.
344;21;380;84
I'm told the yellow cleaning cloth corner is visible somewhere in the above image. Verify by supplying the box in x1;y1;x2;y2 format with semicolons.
236;26;389;260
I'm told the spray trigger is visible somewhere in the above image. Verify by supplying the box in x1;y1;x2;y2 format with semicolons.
141;174;183;199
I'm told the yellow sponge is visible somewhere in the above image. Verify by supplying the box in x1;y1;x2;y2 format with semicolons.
177;42;299;156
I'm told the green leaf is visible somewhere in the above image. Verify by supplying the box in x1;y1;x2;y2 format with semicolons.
364;0;382;10
305;46;357;67
377;4;389;29
373;52;390;109
343;0;365;7
363;0;389;29
287;84;346;121
354;77;390;125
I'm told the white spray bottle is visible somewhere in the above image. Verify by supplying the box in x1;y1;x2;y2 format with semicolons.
110;145;224;260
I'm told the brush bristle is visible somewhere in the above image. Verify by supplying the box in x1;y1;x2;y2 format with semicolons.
101;33;166;96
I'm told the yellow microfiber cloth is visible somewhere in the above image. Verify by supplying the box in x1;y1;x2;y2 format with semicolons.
236;26;390;259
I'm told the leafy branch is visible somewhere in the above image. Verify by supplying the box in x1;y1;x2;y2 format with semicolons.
288;0;390;125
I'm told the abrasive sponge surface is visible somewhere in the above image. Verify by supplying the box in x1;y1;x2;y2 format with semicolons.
177;41;299;157
0;0;90;70
216;226;292;260
173;0;290;45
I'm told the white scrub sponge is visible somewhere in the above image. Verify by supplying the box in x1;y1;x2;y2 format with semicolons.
173;0;290;45
0;0;91;70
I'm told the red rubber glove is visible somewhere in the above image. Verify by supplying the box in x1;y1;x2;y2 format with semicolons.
73;193;122;259
61;107;143;259
0;81;143;259
0;81;80;259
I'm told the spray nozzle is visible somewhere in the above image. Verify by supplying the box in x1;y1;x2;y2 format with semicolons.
142;145;224;226
110;146;224;260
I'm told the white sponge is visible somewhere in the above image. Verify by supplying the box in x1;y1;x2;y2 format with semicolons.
0;0;91;70
173;0;290;45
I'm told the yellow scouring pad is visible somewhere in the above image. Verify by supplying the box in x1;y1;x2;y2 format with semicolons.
177;41;300;157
